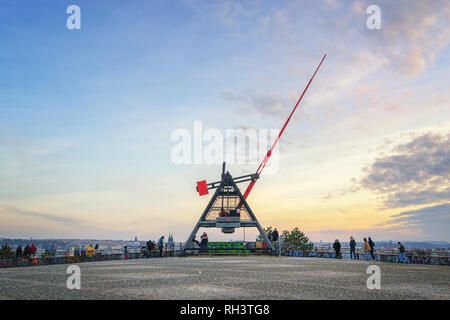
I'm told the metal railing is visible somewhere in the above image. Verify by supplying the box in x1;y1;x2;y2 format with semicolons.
283;248;449;266
0;245;186;268
2;243;448;268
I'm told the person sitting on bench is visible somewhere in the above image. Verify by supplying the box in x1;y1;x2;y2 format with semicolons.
200;232;208;252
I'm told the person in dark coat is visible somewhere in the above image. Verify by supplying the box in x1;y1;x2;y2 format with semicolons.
23;245;30;259
15;246;23;259
398;242;407;263
272;229;279;242
368;237;375;260
333;239;341;259
146;240;154;257
349;236;356;259
80;245;86;259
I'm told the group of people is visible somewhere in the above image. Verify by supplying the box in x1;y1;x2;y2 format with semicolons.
141;236;166;258
14;244;37;259
219;208;241;217
268;228;279;245
192;232;209;252
333;237;376;260
333;237;409;262
12;243;102;260
73;244;99;257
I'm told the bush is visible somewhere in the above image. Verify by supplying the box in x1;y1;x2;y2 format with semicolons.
281;228;313;251
0;245;15;259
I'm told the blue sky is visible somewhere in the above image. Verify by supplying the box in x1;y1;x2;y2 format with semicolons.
0;0;449;242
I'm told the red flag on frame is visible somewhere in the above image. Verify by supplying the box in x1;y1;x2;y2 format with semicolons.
197;180;209;196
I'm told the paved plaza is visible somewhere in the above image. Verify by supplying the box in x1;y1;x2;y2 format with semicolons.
0;256;449;299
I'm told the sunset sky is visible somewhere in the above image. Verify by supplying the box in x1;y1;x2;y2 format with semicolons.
0;0;449;242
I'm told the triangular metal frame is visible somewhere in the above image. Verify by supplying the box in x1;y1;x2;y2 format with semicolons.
184;171;275;251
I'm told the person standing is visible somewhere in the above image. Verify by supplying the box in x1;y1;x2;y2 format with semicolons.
157;236;165;257
333;239;341;259
15;245;23;259
123;246;128;260
87;244;94;256
272;228;280;254
81;245;86;260
398;242;407;263
268;230;273;243
73;245;80;257
146;240;154;257
29;244;37;258
23;245;30;259
272;228;279;244
363;238;372;260
349;237;356;260
368;237;375;260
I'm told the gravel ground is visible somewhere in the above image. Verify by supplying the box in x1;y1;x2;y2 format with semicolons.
0;256;449;300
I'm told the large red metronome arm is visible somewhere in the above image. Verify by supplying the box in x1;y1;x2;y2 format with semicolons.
242;54;327;200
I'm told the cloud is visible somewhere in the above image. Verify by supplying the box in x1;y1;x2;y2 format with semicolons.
354;0;450;78
220;90;291;117
377;203;450;241
383;188;450;208
322;193;333;201
358;131;450;208
186;0;260;30
0;204;79;225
